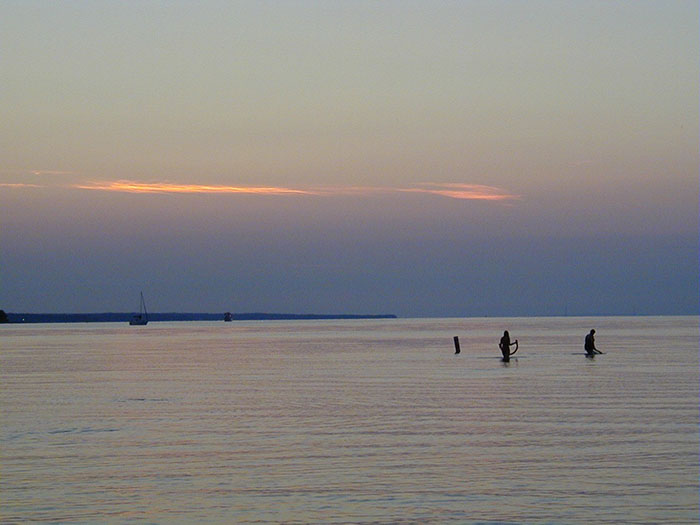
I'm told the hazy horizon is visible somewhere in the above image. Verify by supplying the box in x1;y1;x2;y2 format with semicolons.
2;1;698;317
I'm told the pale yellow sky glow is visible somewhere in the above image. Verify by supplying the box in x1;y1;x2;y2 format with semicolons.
0;1;696;317
30;170;75;176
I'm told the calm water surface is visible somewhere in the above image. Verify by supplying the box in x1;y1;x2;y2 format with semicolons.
2;316;698;523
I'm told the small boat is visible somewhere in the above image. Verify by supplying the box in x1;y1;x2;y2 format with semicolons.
224;312;233;322
129;292;149;325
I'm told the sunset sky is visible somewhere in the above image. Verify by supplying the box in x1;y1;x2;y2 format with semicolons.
2;1;698;317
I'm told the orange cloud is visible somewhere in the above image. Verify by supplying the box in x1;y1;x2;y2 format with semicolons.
0;183;43;188
74;180;317;196
71;179;521;202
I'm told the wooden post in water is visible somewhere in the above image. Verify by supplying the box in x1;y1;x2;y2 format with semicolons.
453;336;461;354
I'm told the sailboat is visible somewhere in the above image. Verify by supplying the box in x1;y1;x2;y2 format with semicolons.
129;291;149;325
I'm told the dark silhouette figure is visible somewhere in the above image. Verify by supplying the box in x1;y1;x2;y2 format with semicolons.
0;310;8;323
499;330;518;362
584;329;602;357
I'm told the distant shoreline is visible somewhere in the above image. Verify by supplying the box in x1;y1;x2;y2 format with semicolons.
2;312;398;324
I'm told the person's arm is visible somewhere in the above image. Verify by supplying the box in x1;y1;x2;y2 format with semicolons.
509;340;519;356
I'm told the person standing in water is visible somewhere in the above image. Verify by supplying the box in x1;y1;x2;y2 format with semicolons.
584;329;602;356
499;330;518;362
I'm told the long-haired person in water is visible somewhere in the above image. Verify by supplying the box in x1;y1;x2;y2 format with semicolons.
499;330;518;362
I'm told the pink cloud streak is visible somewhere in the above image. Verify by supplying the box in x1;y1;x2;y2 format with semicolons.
401;183;521;201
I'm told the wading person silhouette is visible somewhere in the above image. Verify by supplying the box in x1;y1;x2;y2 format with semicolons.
499;330;518;362
584;329;602;357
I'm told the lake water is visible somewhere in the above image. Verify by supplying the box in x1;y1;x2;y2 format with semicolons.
1;316;698;523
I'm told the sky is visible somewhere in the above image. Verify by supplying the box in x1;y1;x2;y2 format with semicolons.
1;1;698;317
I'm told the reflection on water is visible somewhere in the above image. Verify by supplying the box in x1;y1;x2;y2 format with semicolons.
1;317;698;523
